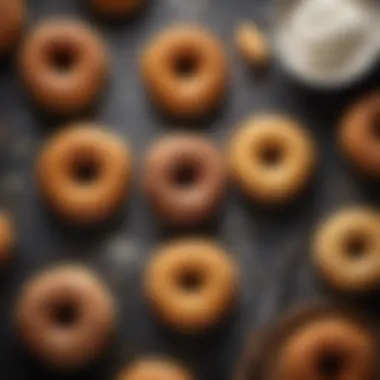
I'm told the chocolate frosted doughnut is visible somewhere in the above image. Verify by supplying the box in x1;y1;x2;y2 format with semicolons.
142;134;226;225
15;265;115;369
144;238;238;333
19;20;108;114
340;92;380;177
37;124;131;225
141;25;228;119
0;0;24;55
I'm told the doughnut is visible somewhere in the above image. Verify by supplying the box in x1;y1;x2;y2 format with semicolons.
340;92;380;177
274;318;375;380
19;20;108;114
15;265;115;369
142;134;226;225
313;208;380;293
0;0;24;55
141;25;228;119
144;239;238;333
36;124;131;224
0;213;14;267
117;359;192;380
235;22;270;68
229;115;316;204
236;303;376;380
90;0;142;18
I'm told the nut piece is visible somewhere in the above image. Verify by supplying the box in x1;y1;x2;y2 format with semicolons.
235;22;270;67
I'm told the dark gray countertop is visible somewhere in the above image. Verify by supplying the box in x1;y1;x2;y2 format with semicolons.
1;0;380;379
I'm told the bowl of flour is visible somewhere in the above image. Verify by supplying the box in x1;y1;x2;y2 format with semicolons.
273;0;380;89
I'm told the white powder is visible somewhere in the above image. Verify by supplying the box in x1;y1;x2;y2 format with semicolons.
275;0;380;87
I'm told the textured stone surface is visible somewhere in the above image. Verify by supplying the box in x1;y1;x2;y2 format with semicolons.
0;0;379;379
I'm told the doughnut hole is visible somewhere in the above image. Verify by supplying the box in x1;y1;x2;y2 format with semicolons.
344;234;369;260
49;298;81;329
257;141;285;168
316;350;345;379
177;267;205;293
170;159;201;189
47;41;79;74
172;50;200;79
69;153;102;185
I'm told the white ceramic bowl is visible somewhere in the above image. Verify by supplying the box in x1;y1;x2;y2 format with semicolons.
272;0;380;89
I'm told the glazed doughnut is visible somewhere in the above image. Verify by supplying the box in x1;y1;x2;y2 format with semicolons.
340;92;380;177
0;0;24;55
229;115;316;204
0;213;14;267
313;208;380;292
37;124;131;224
15;265;115;369
142;134;226;225
141;25;228;119
19;20;108;114
117;359;192;380
90;0;142;18
144;239;238;333
274;318;375;380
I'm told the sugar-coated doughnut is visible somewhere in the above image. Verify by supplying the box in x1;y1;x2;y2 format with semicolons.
19;20;108;114
15;265;115;369
0;0;24;55
144;239;238;333
313;208;380;293
37;124;131;224
142;134;226;225
141;25;228;119
229;115;316;204
340;92;380;177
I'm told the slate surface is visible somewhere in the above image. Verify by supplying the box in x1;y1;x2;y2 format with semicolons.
0;0;380;379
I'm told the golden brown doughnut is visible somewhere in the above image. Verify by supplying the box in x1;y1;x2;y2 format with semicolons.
117;359;192;380
229;115;316;204
19;20;108;114
313;208;380;293
0;0;24;55
144;238;238;333
142;134;226;225
37;124;131;224
91;0;142;18
236;303;376;380
141;25;228;119
15;265;115;369
340;92;380;177
0;213;13;266
274;318;375;380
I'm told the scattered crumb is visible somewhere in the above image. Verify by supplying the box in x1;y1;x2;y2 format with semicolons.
235;22;270;68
